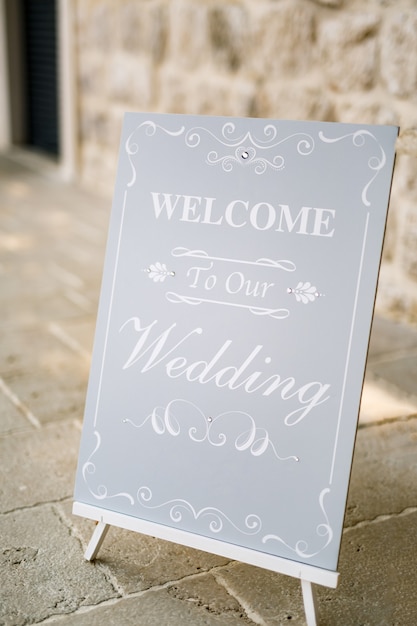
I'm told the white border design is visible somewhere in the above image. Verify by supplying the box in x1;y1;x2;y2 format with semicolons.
81;117;393;565
137;489;262;536
318;130;386;207
262;488;333;558
82;431;135;505
93;190;128;428
329;213;370;485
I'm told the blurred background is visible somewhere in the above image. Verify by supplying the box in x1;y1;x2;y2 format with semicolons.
0;0;416;326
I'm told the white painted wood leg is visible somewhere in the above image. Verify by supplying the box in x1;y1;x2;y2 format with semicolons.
84;521;110;561
301;579;319;626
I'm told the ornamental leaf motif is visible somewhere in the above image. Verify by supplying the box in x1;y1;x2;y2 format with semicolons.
147;262;175;282
288;282;323;304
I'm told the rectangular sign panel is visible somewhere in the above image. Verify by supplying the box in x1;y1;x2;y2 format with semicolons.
74;113;397;572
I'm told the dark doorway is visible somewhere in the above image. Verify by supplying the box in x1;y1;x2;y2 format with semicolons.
5;0;59;156
23;0;59;156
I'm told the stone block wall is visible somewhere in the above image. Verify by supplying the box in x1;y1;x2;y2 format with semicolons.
74;0;417;323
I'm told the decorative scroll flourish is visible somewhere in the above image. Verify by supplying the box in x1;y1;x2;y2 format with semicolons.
185;123;315;174
123;399;299;463
165;291;290;320
287;282;324;303
124;120;315;179
262;488;333;558
125;121;185;187
318;129;386;207
145;262;175;282
171;247;297;272
82;431;135;504
205;146;285;174
137;488;262;535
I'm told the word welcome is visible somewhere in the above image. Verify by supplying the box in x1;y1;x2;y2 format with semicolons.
150;192;336;237
120;317;331;426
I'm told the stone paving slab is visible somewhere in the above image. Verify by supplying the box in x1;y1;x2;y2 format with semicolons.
213;562;305;624
0;291;86;329
0;506;118;626
0;326;85;377
345;417;417;526
49;586;255;626
366;316;417;400
0;326;89;424
0;255;93;304
46;318;95;363
0;390;29;435
212;512;417;626
1;369;85;425
359;377;417;423
368;316;417;361
0;420;81;513
319;512;417;626
370;355;417;399
166;573;254;622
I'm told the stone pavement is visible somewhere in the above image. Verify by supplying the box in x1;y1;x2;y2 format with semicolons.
1;154;417;626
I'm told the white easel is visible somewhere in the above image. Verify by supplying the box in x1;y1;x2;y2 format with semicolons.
74;502;338;626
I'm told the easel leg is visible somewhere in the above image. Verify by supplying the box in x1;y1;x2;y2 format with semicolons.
84;521;110;561
301;579;319;626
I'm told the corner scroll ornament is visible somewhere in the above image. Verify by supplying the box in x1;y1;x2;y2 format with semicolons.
125;121;185;187
318;129;387;207
82;431;135;505
262;488;333;559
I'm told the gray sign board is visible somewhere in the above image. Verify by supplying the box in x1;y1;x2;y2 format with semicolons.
74;113;397;573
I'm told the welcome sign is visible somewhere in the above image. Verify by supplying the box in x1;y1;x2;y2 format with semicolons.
73;114;397;583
